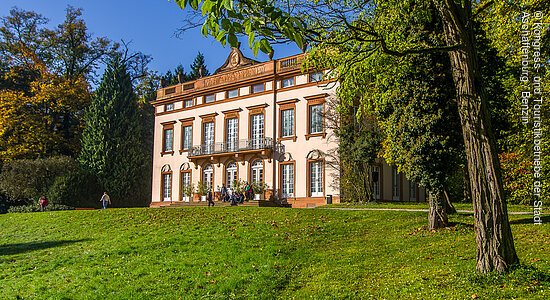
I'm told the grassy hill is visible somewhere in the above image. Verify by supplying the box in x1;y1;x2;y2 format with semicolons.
0;207;548;299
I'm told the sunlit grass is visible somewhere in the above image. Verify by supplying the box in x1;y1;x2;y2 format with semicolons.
0;207;548;299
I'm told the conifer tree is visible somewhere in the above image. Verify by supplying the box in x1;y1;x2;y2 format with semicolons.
189;52;210;79
79;53;148;206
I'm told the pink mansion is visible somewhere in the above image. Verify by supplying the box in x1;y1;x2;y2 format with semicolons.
150;48;425;208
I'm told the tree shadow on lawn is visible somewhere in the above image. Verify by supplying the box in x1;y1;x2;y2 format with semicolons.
0;239;90;256
509;215;550;225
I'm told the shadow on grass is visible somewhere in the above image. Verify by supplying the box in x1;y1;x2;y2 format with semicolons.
469;265;550;286
0;239;90;256
509;215;550;225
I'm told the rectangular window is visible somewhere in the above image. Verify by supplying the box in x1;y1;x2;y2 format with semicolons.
183;99;193;108
226;118;238;151
309;104;323;134
162;173;172;201
409;181;417;201
309;161;323;197
392;167;400;200
281;77;295;88
309;71;324;82
281;109;295;137
227;89;239;98
163;128;174;152
372;166;381;200
204;94;215;103
252;83;265;93
165;103;174;111
251;114;264;149
182;125;192;150
281;164;294;197
203;122;214;154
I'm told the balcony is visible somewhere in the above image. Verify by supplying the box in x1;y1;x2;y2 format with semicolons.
188;137;284;159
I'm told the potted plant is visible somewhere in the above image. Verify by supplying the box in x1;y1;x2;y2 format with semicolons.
182;183;194;202
232;179;244;194
197;181;208;202
252;182;269;200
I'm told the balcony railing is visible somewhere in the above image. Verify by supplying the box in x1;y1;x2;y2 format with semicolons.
189;137;283;157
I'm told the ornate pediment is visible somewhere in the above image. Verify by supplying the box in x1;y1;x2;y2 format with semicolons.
215;45;260;74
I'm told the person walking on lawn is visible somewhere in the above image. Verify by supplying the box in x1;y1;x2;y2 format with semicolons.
100;192;111;209
207;188;215;207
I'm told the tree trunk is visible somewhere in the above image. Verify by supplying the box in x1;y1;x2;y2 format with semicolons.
443;187;457;214
428;192;448;230
437;1;518;273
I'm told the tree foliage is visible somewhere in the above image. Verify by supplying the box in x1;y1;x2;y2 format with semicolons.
189;51;210;79
173;0;550;273
0;156;78;205
0;7;115;161
79;53;150;207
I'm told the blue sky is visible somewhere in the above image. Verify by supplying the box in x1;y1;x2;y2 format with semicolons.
0;0;301;75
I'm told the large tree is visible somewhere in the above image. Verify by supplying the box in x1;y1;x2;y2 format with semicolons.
79;53;149;206
0;7;114;161
172;0;549;273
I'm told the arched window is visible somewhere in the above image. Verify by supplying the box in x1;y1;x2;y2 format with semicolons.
251;159;263;183
226;162;237;188
161;165;172;201
180;163;192;201
203;164;213;189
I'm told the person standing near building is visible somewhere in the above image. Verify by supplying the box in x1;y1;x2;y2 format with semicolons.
100;192;111;209
220;184;228;202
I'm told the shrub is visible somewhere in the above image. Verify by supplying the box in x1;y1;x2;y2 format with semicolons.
7;203;74;213
47;169;102;208
0;156;78;205
499;152;532;205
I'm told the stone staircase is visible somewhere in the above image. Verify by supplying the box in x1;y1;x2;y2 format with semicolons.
152;200;291;208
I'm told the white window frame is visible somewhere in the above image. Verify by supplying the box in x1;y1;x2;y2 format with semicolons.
163;128;174;152
309;104;323;134
281;164;294;198
162;173;172;201
251;114;264;149
203;164;213;190
226;118;238;152
182;125;192;150
281;109;295;137
251;160;263;183
309;161;323;197
226;162;237;188
203;122;214;154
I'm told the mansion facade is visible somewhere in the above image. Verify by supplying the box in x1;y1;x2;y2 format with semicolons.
151;48;425;208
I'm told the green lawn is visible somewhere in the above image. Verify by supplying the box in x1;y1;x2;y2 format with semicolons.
0;207;548;299
327;201;533;212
